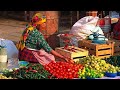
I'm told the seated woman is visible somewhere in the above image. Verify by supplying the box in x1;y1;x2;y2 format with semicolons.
16;13;69;65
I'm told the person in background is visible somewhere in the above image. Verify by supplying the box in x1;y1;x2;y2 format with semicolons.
112;18;120;40
16;13;70;65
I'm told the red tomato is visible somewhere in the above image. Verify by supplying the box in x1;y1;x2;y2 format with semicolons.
26;70;29;73
50;70;53;74
71;70;75;73
61;72;65;75
72;73;76;78
60;76;64;79
68;75;73;79
68;72;72;75
48;68;51;71
74;67;79;71
32;70;37;73
67;68;71;72
52;72;56;76
75;74;79;78
28;67;32;70
59;65;63;68
56;70;60;73
63;74;68;79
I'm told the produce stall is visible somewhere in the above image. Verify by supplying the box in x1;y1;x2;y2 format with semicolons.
1;12;120;79
0;34;120;79
1;55;120;79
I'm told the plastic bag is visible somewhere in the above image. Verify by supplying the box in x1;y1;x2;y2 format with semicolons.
109;11;119;18
0;39;7;62
7;58;19;69
69;16;104;46
0;38;18;59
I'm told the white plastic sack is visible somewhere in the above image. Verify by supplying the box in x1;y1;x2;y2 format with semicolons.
109;11;119;18
0;38;18;59
69;16;104;46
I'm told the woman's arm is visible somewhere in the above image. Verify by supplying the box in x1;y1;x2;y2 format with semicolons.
36;30;72;62
50;50;64;59
50;49;71;62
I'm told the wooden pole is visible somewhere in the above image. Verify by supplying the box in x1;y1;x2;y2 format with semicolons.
24;11;27;21
70;11;73;26
77;11;79;20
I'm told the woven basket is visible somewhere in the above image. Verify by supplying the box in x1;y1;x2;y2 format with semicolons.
111;18;119;24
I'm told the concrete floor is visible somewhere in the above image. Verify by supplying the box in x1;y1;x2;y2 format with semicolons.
0;17;71;46
0;17;28;44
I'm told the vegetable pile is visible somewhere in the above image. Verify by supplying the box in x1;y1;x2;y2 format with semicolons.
105;56;120;67
3;55;120;79
44;61;84;79
0;74;13;79
76;55;120;78
78;67;104;79
76;56;111;73
3;63;54;79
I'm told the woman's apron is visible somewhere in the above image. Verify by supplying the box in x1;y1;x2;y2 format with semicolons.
19;47;55;65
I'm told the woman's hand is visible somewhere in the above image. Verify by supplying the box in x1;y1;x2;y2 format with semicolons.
50;50;74;63
63;56;74;63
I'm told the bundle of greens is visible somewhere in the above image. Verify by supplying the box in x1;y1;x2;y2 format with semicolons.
3;63;55;79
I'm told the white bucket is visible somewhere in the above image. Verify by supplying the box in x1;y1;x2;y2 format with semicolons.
0;48;7;63
0;62;7;71
0;55;7;62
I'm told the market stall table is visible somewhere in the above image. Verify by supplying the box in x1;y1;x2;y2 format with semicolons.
0;58;120;79
96;76;120;79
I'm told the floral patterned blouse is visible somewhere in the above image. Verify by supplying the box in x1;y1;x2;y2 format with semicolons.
25;28;53;53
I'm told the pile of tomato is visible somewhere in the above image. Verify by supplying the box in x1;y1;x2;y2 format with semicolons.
44;61;84;79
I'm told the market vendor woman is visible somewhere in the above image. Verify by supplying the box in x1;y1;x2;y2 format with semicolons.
16;13;68;65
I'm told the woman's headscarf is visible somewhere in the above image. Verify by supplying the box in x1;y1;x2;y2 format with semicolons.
16;13;46;50
31;13;46;26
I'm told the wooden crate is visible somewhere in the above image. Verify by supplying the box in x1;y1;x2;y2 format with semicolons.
78;40;114;59
109;39;120;55
55;46;88;62
86;11;98;17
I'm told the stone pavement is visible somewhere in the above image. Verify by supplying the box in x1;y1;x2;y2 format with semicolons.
0;17;28;44
0;16;71;46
